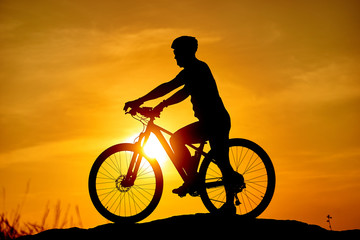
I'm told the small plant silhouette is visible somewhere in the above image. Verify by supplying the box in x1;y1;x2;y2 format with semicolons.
1;184;83;239
326;214;333;231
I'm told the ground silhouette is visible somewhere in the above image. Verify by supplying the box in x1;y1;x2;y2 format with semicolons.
18;214;359;240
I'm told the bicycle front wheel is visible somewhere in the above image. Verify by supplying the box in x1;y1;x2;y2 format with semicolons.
199;138;275;218
89;143;163;223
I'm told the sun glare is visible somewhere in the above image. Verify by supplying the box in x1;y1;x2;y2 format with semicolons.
126;133;168;165
143;134;168;165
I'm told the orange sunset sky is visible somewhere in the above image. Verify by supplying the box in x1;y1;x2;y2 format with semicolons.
1;0;359;230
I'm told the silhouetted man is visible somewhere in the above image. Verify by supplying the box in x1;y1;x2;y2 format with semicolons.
124;36;237;213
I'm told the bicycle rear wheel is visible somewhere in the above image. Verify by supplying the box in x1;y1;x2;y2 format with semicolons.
89;143;163;223
199;138;275;218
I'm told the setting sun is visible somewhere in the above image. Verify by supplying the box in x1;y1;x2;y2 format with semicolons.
142;134;169;166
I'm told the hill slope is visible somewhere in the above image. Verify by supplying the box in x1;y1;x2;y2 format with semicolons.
18;214;359;239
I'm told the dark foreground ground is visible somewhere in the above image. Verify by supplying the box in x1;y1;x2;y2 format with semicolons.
18;213;359;240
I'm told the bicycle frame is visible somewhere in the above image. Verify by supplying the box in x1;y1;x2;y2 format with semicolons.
90;106;275;222
123;118;208;186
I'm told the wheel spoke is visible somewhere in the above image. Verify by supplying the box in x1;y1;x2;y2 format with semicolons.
89;145;162;222
201;139;275;218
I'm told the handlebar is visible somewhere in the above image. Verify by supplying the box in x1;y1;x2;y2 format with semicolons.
126;107;160;119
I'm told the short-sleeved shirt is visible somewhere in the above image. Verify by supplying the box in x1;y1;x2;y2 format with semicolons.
176;60;230;125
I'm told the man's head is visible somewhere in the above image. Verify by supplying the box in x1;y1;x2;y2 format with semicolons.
171;36;198;67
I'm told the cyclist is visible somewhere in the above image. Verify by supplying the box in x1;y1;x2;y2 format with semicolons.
124;36;238;214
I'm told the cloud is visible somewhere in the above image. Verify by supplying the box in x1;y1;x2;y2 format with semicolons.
284;59;360;104
0;24;224;153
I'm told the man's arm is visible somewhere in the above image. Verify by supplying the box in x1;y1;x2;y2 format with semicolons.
124;76;183;112
138;78;183;103
163;87;189;106
152;87;189;116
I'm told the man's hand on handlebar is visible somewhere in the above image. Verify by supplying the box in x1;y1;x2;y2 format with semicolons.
124;99;168;118
123;99;144;113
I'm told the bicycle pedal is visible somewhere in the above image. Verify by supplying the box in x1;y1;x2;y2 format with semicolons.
177;193;187;198
189;190;199;197
172;189;187;197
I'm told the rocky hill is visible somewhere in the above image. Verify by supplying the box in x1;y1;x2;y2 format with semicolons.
18;214;359;239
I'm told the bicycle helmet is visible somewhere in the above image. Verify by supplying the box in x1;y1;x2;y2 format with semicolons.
171;36;198;55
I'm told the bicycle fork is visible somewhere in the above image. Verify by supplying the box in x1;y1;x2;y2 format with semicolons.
122;132;150;188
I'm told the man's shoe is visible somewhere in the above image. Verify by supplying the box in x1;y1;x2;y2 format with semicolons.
224;171;245;192
232;171;245;190
172;173;200;197
172;183;188;197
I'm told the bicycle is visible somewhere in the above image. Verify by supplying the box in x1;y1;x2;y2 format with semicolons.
88;107;276;223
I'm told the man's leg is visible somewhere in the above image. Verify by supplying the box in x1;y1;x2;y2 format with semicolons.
170;122;205;181
207;113;238;213
209;134;237;213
